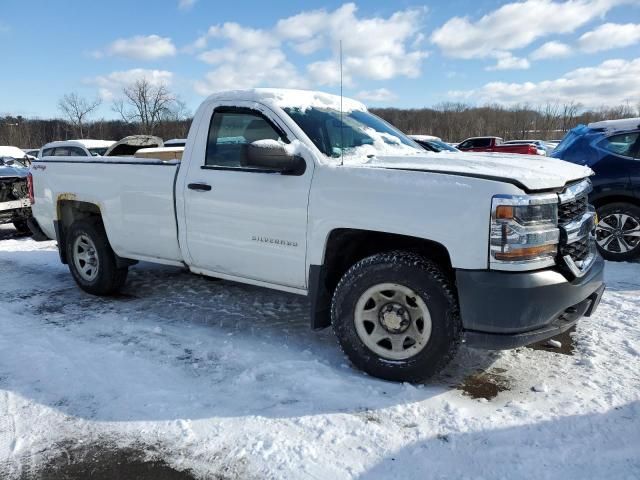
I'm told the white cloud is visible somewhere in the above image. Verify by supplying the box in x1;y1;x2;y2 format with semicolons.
178;0;197;10
448;58;640;108
486;52;531;70
192;3;428;94
356;88;397;102
431;0;625;59
87;69;174;101
530;41;573;60
101;35;177;60
578;23;640;52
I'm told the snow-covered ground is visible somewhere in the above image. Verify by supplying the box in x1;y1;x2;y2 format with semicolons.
0;225;638;479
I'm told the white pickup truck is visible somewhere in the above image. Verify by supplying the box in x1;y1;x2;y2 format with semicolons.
29;88;605;382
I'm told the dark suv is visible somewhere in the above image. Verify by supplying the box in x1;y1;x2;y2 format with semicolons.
552;119;640;261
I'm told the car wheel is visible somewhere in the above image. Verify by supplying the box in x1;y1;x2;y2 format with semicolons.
595;203;640;261
65;220;128;295
331;251;461;383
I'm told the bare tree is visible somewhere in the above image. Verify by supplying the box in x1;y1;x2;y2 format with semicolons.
112;78;176;135
58;93;102;139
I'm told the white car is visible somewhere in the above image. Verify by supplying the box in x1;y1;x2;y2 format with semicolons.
39;140;115;158
28;88;605;382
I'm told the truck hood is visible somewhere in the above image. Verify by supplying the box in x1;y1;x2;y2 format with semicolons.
363;151;592;191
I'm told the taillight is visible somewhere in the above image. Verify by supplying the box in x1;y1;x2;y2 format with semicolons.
27;172;35;204
528;145;537;154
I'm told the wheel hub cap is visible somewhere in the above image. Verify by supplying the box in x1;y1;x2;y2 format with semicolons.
379;303;411;333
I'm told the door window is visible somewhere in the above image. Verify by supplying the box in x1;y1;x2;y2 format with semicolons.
599;132;640;158
205;110;286;167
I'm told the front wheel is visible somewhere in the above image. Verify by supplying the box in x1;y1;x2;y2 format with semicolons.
331;251;461;383
595;203;640;261
66;220;128;295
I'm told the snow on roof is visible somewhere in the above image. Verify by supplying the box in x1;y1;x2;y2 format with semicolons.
205;88;367;113
588;118;640;132
42;139;115;149
0;146;28;158
409;135;442;142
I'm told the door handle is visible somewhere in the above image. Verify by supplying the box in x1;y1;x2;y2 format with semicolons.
188;183;212;192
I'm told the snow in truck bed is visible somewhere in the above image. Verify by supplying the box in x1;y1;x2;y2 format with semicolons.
0;226;638;479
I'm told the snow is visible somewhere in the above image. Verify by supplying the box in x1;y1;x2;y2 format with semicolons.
363;152;593;191
206;88;367;113
0;147;29;159
0;227;639;479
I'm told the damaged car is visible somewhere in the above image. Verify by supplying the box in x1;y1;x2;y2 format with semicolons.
0;156;31;233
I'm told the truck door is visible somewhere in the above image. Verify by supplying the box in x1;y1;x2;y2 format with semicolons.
181;103;313;290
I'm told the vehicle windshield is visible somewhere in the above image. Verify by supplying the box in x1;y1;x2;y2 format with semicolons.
88;147;108;156
427;139;458;152
0;156;27;167
283;107;422;159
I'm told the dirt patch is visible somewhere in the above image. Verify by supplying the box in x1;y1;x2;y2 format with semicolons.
458;370;511;400
528;327;576;356
26;443;197;480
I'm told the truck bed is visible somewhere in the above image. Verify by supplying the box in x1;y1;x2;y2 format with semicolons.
31;156;183;265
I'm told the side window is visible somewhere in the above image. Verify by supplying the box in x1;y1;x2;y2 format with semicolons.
205;110;285;167
458;140;472;149
42;148;54;157
474;138;492;148
68;147;88;156
53;147;70;156
599;132;639;158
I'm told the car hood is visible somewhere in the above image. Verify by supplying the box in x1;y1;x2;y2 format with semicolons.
0;164;29;179
362;151;592;191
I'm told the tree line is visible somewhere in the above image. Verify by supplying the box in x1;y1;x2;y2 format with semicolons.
0;79;638;149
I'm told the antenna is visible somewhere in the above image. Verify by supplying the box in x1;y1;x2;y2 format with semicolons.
340;39;344;167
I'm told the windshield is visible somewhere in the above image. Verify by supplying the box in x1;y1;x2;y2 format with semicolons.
424;139;458;152
88;147;108;156
284;107;422;159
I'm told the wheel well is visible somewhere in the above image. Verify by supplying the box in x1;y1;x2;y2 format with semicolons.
309;229;453;329
55;200;103;264
592;195;640;209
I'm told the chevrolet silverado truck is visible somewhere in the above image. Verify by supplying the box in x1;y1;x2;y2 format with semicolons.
29;89;605;382
457;136;542;155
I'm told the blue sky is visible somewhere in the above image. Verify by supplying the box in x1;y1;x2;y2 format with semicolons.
1;0;639;118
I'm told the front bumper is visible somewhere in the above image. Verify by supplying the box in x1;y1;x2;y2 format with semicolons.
457;255;605;350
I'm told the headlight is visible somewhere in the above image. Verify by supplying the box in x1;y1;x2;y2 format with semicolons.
490;193;559;271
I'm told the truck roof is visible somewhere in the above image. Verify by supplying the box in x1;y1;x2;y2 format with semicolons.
587;118;640;132
205;88;367;113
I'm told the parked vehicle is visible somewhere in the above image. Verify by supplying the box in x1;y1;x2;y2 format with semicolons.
1;146;33;165
29;88;605;382
39;140;115;158
104;136;163;156
0;156;31;233
164;138;187;148
552;118;640;261
23;148;41;158
457;136;540;155
503;140;549;156
409;135;460;153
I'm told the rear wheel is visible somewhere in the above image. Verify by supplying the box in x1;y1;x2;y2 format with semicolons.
66;220;128;295
331;251;461;383
595;203;640;261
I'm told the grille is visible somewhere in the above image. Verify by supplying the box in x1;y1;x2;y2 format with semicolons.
558;195;588;226
560;236;590;263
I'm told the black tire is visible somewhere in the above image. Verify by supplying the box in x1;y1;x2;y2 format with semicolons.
331;251;461;383
65;220;128;295
595;203;640;262
12;220;30;234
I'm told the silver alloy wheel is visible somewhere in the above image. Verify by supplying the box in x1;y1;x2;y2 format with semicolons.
596;213;640;254
354;283;432;361
72;234;100;282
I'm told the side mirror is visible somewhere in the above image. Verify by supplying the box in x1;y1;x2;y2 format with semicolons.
244;140;306;175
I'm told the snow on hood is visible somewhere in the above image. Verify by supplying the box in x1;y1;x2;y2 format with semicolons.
361;151;593;191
